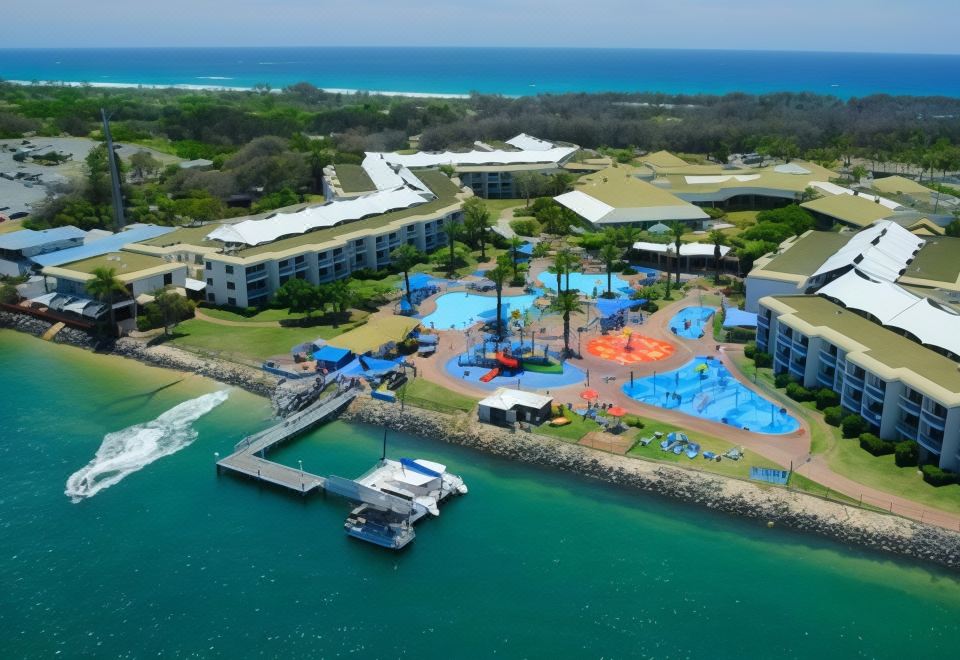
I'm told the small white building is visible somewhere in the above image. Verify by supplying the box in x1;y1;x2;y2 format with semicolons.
478;388;554;426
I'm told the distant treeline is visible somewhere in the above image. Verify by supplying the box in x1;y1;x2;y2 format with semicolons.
1;81;959;168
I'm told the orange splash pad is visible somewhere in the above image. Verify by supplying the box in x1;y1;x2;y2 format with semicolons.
586;334;676;365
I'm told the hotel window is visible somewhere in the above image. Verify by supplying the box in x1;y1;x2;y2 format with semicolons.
225;265;234;275
227;297;236;306
206;278;213;285
163;273;173;286
205;262;212;271
227;282;236;290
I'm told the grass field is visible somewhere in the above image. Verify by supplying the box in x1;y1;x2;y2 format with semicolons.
400;379;479;414
199;306;309;323
532;407;601;442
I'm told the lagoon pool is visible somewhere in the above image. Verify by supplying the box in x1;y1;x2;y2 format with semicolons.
420;292;539;329
669;306;715;339
622;356;800;435
537;271;633;297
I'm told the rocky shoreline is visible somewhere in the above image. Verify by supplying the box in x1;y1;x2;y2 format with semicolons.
342;395;960;571
4;309;960;570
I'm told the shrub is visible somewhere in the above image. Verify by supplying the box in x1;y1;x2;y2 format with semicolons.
135;315;155;332
510;218;542;237
894;441;919;467
641;300;659;313
623;414;644;429
0;283;19;304
921;464;958;487
621;266;637;275
785;382;814;402
859;433;895;456
815;388;840;410
841;414;867;439
753;351;772;368
774;373;794;388
744;341;757;359
823;406;844;426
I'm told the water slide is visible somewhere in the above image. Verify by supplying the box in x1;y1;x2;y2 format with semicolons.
495;352;519;369
480;367;500;382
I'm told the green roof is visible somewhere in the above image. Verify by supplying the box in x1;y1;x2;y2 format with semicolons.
238;170;461;257
573;166;690;207
757;231;851;277
60;251;170;275
332;164;375;193
139;224;222;248
902;236;960;285
773;295;960;393
872;175;931;196
800;194;895;227
642;151;690;168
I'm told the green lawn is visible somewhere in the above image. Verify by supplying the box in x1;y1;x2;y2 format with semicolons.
167;314;367;364
482;198;527;215
521;358;563;374
532;407;601;442
399;379;479;414
200;306;309;323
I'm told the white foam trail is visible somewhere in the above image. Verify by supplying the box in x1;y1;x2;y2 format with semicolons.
65;390;229;502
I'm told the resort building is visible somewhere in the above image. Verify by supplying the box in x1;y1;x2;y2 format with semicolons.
752;219;960;471
554;166;710;229
800;192;900;228
0;226;88;275
630;240;732;274
324;134;578;201
43;251;189;299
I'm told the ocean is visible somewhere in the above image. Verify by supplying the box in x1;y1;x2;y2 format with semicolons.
2;329;960;657
1;47;960;98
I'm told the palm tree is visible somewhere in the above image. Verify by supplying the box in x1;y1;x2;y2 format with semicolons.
390;243;422;306
443;218;464;277
463;197;491;261
550;291;583;357
599;241;621;297
508;236;524;282
708;229;726;284
549;249;565;293
487;262;510;339
617;224;640;249
86;267;128;336
669;221;685;286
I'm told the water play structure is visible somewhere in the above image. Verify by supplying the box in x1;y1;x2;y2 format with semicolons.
586;327;676;364
622;356;800;435
669;306;716;340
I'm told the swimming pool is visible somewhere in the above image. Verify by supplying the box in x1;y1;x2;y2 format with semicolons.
420;292;539;329
669;306;715;340
537;271;633;297
622;356;800;435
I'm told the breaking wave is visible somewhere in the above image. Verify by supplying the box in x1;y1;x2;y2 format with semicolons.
65;390;229;502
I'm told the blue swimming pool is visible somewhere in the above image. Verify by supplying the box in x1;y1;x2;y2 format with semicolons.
622;356;800;435
537;271;633;297
669;306;715;340
420;292;539;329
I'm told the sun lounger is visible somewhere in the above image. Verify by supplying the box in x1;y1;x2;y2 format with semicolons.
639;436;654;446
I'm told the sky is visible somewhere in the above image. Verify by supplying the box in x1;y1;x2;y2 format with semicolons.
4;0;960;54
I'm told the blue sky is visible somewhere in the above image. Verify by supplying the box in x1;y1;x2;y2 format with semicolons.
5;0;960;54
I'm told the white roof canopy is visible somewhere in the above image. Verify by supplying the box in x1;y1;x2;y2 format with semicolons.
361;153;431;193
810;220;924;282
633;241;731;258
505;133;556;151
206;187;430;247
810;181;902;210
479;388;553;411
378;146;577;169
554;190;614;223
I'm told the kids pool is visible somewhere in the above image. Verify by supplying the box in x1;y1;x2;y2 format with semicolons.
420;292;539;329
537;271;633;297
668;306;715;340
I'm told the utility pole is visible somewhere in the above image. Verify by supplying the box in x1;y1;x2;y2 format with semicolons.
100;108;126;231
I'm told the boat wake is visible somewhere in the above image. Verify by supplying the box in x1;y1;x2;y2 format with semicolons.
65;390;229;502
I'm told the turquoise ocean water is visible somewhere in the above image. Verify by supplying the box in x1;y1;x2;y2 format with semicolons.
2;47;960;98
2;329;960;657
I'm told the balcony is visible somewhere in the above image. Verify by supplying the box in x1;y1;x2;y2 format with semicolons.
792;339;808;356
758;314;770;329
819;349;837;365
788;362;805;378
844;371;865;388
861;405;882;427
895;421;919;441
898;394;921;416
817;372;835;389
917;431;943;455
864;381;885;402
921;408;947;431
842;393;863;413
245;270;267;283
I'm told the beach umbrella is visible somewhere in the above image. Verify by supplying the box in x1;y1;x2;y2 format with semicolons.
580;389;599;401
607;406;627;417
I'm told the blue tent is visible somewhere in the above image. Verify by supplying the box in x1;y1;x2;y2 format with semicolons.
595;298;639;318
517;242;535;256
399;298;415;312
403;273;434;291
723;308;758;328
340;356;400;377
313;345;354;370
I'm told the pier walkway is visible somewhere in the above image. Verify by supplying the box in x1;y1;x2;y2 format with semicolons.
216;386;358;494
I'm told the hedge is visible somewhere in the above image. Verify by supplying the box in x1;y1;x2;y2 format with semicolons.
859;433;895;456
823;406;844;426
894;441;919;467
841;414;868;439
921;464;958;487
744;341;756;359
774;373;795;389
815;388;840;411
754;352;772;368
786;382;815;402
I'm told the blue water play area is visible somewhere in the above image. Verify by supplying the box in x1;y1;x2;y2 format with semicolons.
669;306;716;340
537;271;634;297
444;342;586;391
622;356;800;435
420;291;539;330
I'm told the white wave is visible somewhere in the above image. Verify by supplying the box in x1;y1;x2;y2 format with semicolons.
65;390;229;502
195;76;234;80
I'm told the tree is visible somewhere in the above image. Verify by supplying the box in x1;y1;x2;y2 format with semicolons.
508;236;524;282
275;278;322;317
708;229;726;284
85;267;128;336
550;172;574;195
488;261;510;339
851;164;868;183
462;197;491;260
0;283;19;304
670;221;685;285
129;150;162;180
443;218;464;276
550;291;583;357
391;243;423;306
514;171;545;207
324;279;355;316
151;289;194;335
946;215;960;238
599;241;621;297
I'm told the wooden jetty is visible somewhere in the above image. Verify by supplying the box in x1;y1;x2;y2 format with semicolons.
216;387;358;494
